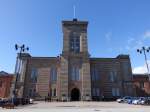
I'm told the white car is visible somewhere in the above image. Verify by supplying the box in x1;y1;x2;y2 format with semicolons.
116;98;123;103
138;97;146;105
29;98;34;104
116;96;132;103
132;97;145;105
132;98;139;105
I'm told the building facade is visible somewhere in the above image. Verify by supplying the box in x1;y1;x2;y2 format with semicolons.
133;74;150;97
14;19;134;101
0;71;13;98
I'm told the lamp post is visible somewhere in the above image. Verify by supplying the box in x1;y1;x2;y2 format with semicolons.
14;44;29;97
137;46;150;80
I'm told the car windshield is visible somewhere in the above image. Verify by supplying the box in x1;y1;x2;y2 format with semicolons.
133;97;138;100
124;96;131;99
140;97;145;100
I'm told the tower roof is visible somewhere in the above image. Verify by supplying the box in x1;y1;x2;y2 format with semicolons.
62;19;88;26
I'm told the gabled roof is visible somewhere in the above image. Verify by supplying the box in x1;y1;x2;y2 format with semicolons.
0;71;8;75
0;71;13;76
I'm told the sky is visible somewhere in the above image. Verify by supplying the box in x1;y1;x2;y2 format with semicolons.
0;0;150;74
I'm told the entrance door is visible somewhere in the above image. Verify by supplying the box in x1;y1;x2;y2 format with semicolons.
71;88;80;101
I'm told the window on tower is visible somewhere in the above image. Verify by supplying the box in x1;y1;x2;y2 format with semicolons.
71;66;80;81
70;35;80;53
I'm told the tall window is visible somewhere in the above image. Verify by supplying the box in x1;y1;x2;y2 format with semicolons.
71;66;80;81
29;89;32;97
51;88;57;97
0;80;2;87
91;67;99;81
109;71;117;82
112;88;120;96
123;62;130;76
54;88;56;96
140;82;144;88
70;36;80;53
31;68;38;83
50;67;57;82
92;88;100;96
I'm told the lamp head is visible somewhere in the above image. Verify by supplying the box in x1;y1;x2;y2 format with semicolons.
22;44;25;48
142;46;145;50
15;44;18;50
137;49;140;52
26;47;29;51
140;51;142;54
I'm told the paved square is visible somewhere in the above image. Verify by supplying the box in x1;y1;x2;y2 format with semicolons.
0;101;150;112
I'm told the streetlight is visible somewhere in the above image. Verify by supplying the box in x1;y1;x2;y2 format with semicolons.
137;46;150;80
14;44;29;97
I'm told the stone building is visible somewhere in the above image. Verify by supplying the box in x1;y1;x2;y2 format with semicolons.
14;19;134;101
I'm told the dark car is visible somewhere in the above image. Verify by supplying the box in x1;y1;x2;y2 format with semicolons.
13;98;30;106
143;97;150;105
0;98;8;107
0;100;5;107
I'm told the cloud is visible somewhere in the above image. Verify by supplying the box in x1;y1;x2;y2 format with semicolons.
133;40;144;50
127;38;135;44
105;32;112;42
143;30;150;39
125;33;147;52
125;38;144;52
125;37;135;51
133;60;150;74
124;30;150;52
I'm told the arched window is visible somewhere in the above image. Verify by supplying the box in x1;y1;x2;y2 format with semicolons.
50;67;57;82
71;66;80;81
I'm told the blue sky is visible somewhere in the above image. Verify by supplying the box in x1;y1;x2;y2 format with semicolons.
0;0;150;73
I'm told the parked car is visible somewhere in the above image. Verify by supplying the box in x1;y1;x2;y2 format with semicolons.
135;97;146;105
0;100;5;107
131;97;140;105
11;98;30;106
0;98;9;107
116;97;124;103
143;97;150;105
117;96;132;103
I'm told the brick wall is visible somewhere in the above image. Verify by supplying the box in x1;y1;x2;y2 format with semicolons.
0;74;13;98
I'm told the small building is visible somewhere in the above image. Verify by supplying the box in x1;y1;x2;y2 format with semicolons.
133;74;150;97
0;71;14;98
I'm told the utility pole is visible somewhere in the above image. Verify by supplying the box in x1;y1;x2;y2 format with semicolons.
137;46;150;80
14;44;29;98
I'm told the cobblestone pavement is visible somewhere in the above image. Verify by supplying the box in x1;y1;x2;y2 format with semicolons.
0;101;150;112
